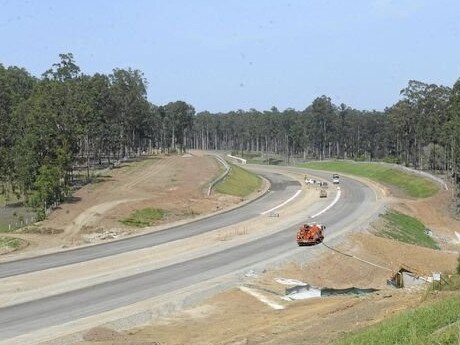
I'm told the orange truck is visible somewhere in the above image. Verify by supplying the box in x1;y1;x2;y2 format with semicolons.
296;223;325;246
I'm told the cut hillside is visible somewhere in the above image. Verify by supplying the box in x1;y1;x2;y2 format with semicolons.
2;152;246;258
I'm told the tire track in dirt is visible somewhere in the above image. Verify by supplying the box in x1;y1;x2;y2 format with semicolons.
120;157;178;191
63;156;190;241
62;199;145;241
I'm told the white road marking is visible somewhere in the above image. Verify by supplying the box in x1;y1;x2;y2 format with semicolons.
261;189;302;215
239;286;285;310
310;188;342;219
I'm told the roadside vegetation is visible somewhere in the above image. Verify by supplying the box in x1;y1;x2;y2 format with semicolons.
215;164;261;197
374;209;439;249
334;293;460;345
300;161;438;198
0;236;22;251
457;253;460;275
2;55;460;223
121;208;164;227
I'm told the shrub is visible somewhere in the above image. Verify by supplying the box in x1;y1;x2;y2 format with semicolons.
457;252;460;275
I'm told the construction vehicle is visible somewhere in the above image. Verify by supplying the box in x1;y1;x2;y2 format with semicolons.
296;223;325;246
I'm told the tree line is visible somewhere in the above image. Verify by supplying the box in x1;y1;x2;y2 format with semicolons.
191;82;458;173
1;53;459;218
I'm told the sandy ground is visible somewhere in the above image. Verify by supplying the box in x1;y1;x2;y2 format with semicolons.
1;151;244;259
1;153;459;345
75;168;459;345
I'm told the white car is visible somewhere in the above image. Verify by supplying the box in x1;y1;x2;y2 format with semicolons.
332;174;340;184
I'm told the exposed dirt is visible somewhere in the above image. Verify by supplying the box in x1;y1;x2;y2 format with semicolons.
76;170;460;345
3;152;243;258
2;154;459;345
76;231;457;345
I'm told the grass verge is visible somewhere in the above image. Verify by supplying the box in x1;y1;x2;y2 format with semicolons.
375;209;439;249
300;161;438;198
0;236;22;250
334;294;460;345
121;208;164;227
215;164;261;197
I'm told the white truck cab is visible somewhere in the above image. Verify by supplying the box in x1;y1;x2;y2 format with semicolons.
332;173;340;184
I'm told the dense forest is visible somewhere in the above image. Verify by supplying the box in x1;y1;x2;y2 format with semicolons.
1;54;459;218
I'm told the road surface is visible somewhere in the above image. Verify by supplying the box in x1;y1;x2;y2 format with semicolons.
0;171;300;278
0;165;379;341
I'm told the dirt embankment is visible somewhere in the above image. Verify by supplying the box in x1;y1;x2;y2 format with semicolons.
2;154;458;345
79;171;459;345
3;152;243;258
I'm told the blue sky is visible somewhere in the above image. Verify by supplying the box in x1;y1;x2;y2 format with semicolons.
1;0;459;112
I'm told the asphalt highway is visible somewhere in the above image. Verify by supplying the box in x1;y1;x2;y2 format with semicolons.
0;166;378;340
0;171;300;278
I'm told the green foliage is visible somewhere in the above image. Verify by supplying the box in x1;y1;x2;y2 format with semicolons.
333;295;460;345
457;253;460;275
2;54;460;225
438;275;460;291
121;208;164;227
215;164;261;197
300;161;438;198
27;165;65;220
383;155;401;164
377;210;439;249
0;236;22;250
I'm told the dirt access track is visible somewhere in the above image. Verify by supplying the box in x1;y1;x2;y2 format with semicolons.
1;152;459;345
4;151;244;258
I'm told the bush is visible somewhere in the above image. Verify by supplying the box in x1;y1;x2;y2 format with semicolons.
383;155;401;164
457;252;460;275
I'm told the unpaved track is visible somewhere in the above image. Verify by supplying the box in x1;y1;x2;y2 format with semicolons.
7;152;225;254
62;198;144;240
0;171;299;278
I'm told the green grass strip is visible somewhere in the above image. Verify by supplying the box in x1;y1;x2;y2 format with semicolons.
378;210;439;249
334;294;460;345
121;208;164;227
215;164;261;197
300;161;438;198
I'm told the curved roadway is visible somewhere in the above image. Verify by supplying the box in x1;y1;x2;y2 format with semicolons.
0;166;378;340
0;171;300;278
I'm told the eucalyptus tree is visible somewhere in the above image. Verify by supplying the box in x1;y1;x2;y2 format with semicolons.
390;80;452;169
192;111;219;150
309;96;337;159
163;101;195;153
109;68;149;157
12;54;85;203
448;79;460;179
0;65;36;194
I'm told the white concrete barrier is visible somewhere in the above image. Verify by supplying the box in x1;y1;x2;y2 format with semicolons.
226;154;247;164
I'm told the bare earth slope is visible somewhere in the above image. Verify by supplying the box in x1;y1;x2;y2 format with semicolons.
78;172;459;345
5;152;241;258
2;155;458;345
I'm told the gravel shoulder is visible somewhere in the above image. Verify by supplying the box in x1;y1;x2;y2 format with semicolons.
1;156;458;345
77;167;458;345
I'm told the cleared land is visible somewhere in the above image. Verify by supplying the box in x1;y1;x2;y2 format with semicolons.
77;160;458;345
1;154;458;345
0;151;243;257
